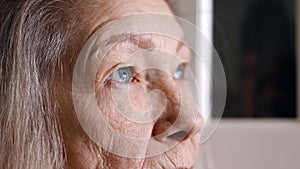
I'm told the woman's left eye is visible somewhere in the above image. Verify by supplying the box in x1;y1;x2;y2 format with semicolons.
173;63;186;79
106;67;136;83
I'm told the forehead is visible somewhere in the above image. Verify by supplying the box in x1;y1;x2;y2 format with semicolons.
78;0;190;64
86;0;173;35
87;14;188;63
81;0;187;54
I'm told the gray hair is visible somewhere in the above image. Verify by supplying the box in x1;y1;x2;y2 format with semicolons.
0;0;82;168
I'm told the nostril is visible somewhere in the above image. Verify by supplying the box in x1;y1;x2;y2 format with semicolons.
167;130;187;141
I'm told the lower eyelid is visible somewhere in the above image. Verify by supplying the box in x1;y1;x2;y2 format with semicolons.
109;80;143;89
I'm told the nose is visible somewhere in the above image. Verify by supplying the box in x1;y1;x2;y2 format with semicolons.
148;70;204;142
152;103;204;142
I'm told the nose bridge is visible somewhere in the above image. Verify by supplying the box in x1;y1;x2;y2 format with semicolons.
146;67;179;121
148;69;203;142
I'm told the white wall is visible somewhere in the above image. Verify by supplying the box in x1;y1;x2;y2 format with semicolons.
197;120;300;169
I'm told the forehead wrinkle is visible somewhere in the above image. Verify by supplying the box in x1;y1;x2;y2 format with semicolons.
88;33;188;65
103;34;156;50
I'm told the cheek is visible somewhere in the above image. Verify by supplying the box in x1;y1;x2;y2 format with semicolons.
96;82;155;139
128;83;152;112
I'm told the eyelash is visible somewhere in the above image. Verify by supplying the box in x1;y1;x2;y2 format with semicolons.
105;63;186;84
105;66;138;83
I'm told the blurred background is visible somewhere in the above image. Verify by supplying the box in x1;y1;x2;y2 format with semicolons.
167;0;300;168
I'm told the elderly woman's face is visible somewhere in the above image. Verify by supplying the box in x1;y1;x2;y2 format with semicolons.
61;0;203;168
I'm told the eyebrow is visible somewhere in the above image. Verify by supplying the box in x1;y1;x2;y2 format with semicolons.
86;33;190;68
103;33;187;54
103;34;156;50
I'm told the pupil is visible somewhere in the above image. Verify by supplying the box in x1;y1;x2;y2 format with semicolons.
119;69;129;82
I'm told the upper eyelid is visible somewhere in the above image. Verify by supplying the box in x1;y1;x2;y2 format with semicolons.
104;65;137;82
119;66;136;77
101;64;133;84
101;64;120;82
176;62;188;70
107;62;186;74
181;62;188;67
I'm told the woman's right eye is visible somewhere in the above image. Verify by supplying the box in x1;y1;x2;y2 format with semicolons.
106;67;136;83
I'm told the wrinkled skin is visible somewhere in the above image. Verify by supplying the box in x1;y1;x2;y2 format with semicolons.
58;0;204;168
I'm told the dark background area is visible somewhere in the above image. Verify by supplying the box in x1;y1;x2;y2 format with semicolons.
213;0;297;118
